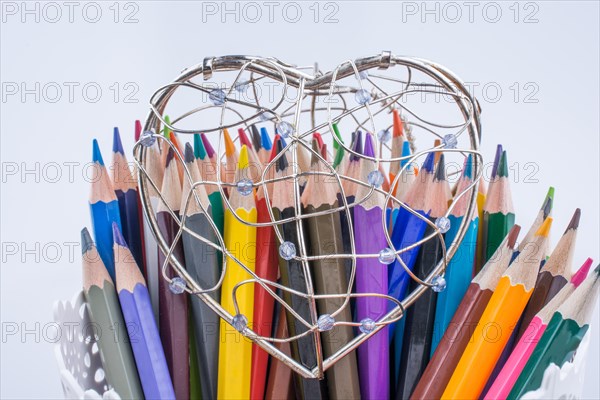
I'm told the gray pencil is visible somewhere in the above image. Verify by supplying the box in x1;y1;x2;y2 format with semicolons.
180;143;221;400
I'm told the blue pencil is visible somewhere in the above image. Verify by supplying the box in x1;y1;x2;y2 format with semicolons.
430;155;479;355
111;128;144;272
89;139;122;280
389;141;414;230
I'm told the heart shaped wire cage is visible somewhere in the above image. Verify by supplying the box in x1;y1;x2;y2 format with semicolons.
134;52;483;379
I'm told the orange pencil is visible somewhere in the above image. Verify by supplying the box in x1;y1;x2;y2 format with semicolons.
442;217;552;399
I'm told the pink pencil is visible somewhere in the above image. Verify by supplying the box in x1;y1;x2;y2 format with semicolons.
484;258;593;400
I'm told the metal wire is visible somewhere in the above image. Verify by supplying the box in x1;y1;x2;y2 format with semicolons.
134;52;482;379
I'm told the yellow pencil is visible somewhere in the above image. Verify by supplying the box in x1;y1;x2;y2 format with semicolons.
218;145;257;399
442;217;552;399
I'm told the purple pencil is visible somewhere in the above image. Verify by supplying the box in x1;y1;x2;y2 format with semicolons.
113;223;176;400
354;133;389;399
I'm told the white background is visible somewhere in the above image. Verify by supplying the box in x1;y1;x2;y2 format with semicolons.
1;1;598;398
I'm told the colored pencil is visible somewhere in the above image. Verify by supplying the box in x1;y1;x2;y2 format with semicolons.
516;208;580;341
181;143;221;400
389;109;405;188
303;138;360;399
484;150;515;261
508;263;600;399
395;154;450;399
431;155;479;355
111;128;144;272
484;258;593;400
195;133;225;240
140;137;163;322
442;217;552;399
410;225;520;400
477;144;502;271
112;223;176;399
218;145;257;399
80;227;142;398
89;139;122;280
223;128;239;186
156;148;189;400
473;176;487;274
353;133;390;399
250;144;280;400
265;303;295;400
259;127;273;165
133;120;148;276
238;127;262;180
331;122;347;171
271;139;328;399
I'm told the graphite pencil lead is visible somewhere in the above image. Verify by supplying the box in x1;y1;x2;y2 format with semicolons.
81;227;94;254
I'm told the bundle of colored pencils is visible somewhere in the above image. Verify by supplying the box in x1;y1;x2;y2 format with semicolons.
78;117;598;400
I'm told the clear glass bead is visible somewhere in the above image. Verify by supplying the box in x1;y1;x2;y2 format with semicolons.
355;89;372;105
435;216;451;233
378;248;396;265
232;314;248;332
279;241;296;261
368;170;384;188
259;110;274;122
236;178;253;196
317;314;335;332
234;80;249;92
140;131;156;147
442;134;458;149
209;88;226;105
169;277;186;294
359;70;369;80
431;275;447;292
275;121;294;138
377;128;391;144
359;318;376;334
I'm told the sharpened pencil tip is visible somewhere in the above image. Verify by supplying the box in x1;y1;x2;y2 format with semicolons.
81;228;94;255
571;258;594;286
434;153;446;181
507;224;521;249
422;152;435;174
463;154;473;179
162;115;171;137
497;150;509;178
113;127;125;155
363;133;375;158
184;142;195;164
311;138;321;165
542;196;553;219
313;132;324;150
333;143;345;169
400;140;411;168
224;128;236;156
332;122;343;148
565;208;581;232
200;133;215;158
546;186;555;202
238;145;249;170
275;139;288;172
350;130;363;162
269;135;281;162
165;147;175;167
393;109;403;138
238;128;253;149
260;127;272;150
112;222;127;247
491;144;503;179
194;133;206;160
134;120;142;141
92;139;104;165
250;125;261;150
535;217;553;238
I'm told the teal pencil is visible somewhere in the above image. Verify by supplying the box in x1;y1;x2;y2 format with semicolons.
430;155;479;355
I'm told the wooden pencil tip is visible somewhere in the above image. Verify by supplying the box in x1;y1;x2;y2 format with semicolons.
260;127;272;150
112;127;125;155
497;150;509;178
184;142;195;164
165;146;175;167
112;222;127;247
81;227;94;255
434;153;447;181
535;217;553;238
491;144;503;179
546;186;555;202
269;135;281;162
392;109;403;138
571;258;594;286
313;132;324;149
507;224;521;249
422;152;435;174
463;154;473;179
238;145;249;170
565;208;581;232
200;133;215;158
332;122;343;146
350;130;363;161
162;115;171;137
224;128;235;156
194;133;206;160
400;140;411;168
363;132;375;158
238;128;253;149
134;120;142;141
542;196;553;219
275;139;288;172
92;139;104;165
311;138;321;165
250;124;262;150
